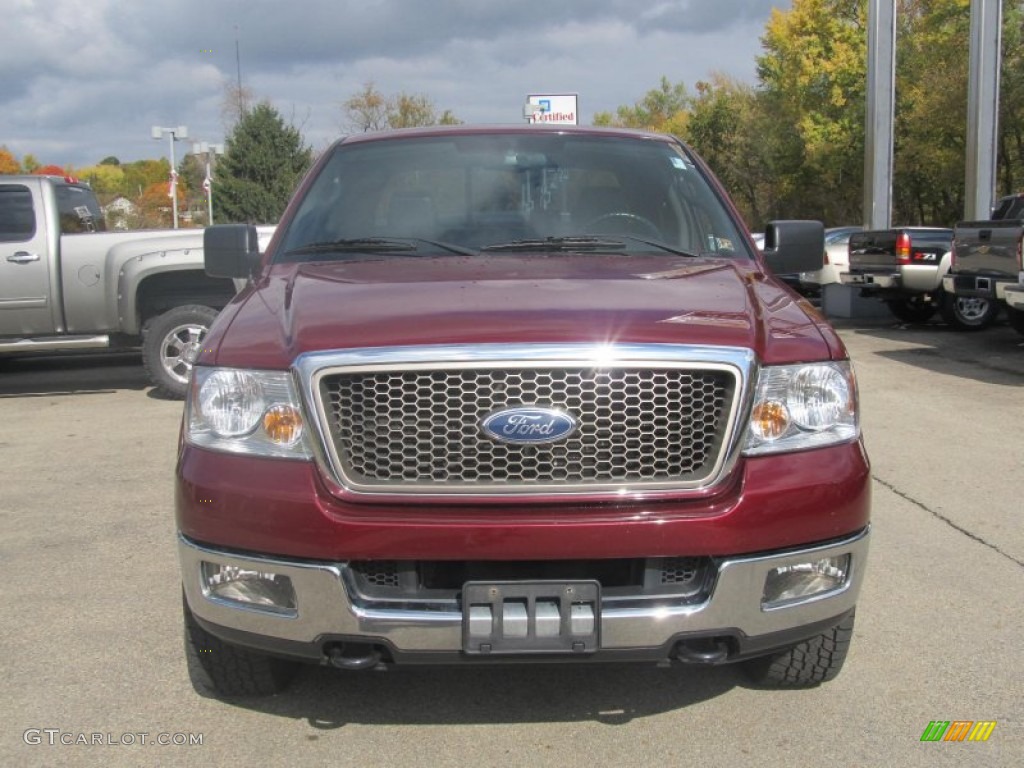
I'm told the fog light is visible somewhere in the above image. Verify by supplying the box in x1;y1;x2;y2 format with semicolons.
201;562;297;614
762;555;850;609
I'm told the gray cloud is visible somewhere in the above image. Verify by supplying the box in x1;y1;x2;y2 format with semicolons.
0;1;782;168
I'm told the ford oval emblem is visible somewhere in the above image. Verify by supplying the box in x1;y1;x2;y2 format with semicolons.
480;407;578;445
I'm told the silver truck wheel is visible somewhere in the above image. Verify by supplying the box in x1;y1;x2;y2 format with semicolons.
143;305;219;399
939;293;1000;331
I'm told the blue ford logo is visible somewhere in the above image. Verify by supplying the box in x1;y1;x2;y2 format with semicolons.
481;407;577;445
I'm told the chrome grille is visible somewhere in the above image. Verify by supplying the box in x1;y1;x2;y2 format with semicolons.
316;362;738;492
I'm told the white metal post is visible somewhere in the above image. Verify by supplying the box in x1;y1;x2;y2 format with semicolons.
863;0;896;230
153;125;188;229
965;0;1002;220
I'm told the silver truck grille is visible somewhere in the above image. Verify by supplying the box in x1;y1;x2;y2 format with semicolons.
314;360;740;493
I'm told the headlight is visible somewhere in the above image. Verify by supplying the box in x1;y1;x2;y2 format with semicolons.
186;367;312;459
743;361;859;455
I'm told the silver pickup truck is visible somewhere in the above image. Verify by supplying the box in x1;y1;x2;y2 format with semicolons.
944;193;1024;336
840;227;1000;330
0;175;273;396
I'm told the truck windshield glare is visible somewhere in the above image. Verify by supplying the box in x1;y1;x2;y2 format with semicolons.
277;133;749;258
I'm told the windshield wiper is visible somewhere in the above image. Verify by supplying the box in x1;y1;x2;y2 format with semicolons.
283;238;418;257
611;235;700;258
480;236;627;252
404;238;476;256
282;237;475;259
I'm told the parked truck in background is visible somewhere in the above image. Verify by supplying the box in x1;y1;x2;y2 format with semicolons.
944;193;1024;336
177;125;871;697
840;227;1000;329
0;175;273;397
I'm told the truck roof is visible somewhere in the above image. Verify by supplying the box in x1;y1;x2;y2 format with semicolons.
333;123;679;148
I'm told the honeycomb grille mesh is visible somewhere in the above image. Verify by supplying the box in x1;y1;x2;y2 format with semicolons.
318;366;735;489
356;561;400;587
661;557;701;585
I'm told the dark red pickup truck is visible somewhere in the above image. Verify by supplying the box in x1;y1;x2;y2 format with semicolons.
176;125;870;696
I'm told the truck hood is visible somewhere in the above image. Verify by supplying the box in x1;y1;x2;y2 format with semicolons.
207;254;838;369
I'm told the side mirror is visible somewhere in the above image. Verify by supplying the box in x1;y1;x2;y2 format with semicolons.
761;220;825;275
204;224;262;279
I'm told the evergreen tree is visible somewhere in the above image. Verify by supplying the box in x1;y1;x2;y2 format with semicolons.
214;102;312;224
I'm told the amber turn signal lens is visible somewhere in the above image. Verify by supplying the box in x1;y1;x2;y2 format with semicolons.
750;400;789;441
262;404;304;445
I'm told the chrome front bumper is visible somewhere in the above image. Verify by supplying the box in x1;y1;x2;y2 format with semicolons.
180;528;870;656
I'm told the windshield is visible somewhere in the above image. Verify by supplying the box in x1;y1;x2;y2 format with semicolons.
277;132;750;261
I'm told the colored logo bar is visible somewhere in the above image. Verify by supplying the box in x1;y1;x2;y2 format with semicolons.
920;721;996;742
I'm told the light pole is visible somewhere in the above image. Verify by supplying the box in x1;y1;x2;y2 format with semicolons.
151;125;188;228
191;141;224;225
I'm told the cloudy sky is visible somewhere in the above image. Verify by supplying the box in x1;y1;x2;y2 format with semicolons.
1;0;785;170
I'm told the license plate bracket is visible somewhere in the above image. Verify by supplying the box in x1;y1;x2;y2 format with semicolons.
461;580;600;655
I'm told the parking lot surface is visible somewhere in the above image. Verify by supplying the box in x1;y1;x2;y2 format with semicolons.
1;315;1022;767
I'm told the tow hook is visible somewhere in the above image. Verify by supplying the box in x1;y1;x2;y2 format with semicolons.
674;639;730;665
325;643;383;670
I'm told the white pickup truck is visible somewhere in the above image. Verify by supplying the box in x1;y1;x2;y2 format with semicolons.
0;175;272;396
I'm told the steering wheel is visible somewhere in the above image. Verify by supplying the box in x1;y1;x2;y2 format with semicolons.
584;212;662;239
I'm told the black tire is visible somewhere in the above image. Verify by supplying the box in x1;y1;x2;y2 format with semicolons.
884;296;936;324
142;305;219;399
939;292;1000;331
740;612;855;688
1004;306;1024;336
183;596;298;697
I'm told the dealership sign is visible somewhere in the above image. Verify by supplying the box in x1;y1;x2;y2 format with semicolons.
525;94;578;125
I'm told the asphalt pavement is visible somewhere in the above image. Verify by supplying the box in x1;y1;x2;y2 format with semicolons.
1;315;1021;767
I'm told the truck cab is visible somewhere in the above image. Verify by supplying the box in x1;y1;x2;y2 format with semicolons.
0;175;260;396
0;176;104;337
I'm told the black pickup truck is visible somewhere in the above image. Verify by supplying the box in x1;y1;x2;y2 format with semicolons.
944;193;1024;336
841;227;1000;329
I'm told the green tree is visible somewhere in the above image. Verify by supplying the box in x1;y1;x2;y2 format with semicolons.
178;154;210;226
686;76;779;226
998;0;1024;195
387;93;437;128
342;82;462;132
756;0;867;224
138;180;185;228
343;82;389;132
120;159;170;199
593;76;690;135
21;154;39;173
892;0;972;224
76;163;126;200
214;102;312;224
